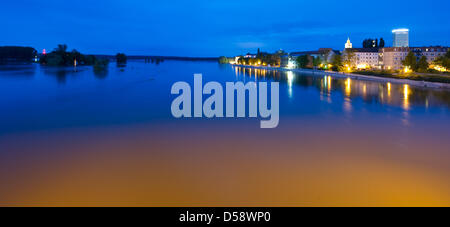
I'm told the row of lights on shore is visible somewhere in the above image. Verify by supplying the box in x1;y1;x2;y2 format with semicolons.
235;65;411;102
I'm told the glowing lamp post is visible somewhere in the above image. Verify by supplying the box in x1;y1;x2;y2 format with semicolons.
404;66;410;73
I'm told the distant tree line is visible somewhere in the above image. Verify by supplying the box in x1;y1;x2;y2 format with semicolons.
145;57;165;64
295;55;321;69
402;52;430;73
236;50;285;67
0;46;37;63
218;56;229;64
40;44;95;66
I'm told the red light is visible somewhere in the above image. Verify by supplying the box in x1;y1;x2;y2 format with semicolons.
43;49;46;55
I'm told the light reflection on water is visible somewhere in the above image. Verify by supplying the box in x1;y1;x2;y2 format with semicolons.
231;65;447;128
1;62;450;206
230;65;450;112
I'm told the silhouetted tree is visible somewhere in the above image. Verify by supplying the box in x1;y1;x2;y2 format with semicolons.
402;51;417;71
379;38;385;48
296;55;310;68
417;56;429;73
343;50;356;67
331;55;343;71
57;44;67;53
313;56;322;67
362;38;379;48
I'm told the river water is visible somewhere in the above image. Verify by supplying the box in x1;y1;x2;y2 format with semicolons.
1;61;449;206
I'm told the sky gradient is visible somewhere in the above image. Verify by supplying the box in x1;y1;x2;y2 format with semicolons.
2;0;449;57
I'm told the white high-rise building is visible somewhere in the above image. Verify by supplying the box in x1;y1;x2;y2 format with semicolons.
392;28;409;47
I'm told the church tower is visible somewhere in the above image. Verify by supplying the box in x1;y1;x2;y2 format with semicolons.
345;38;353;49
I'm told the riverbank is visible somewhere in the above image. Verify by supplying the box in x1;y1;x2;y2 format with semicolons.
233;65;450;89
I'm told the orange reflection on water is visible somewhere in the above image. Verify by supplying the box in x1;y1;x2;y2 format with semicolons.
403;84;410;111
1;120;449;207
387;82;392;103
231;65;450;111
326;76;332;93
345;78;351;97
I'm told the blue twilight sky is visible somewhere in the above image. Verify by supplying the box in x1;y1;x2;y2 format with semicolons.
1;0;449;57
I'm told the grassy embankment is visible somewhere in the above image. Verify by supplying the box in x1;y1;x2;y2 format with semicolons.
354;70;450;84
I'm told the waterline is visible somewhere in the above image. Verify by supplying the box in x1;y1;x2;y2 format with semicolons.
232;64;450;89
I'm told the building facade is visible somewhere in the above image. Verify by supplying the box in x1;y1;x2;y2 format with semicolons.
382;47;409;70
344;48;381;69
392;28;409;47
382;46;449;70
410;46;449;63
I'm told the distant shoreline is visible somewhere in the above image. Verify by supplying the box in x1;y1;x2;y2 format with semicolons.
93;55;218;62
233;64;450;89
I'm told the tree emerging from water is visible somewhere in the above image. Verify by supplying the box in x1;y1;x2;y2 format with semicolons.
116;53;127;65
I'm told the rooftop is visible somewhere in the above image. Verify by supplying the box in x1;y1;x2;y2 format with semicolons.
345;48;380;53
392;28;409;33
290;48;340;56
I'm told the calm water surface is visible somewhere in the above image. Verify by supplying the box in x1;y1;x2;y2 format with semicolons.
1;61;450;206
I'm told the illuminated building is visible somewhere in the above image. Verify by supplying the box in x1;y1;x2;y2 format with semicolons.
287;58;296;69
392;28;409;47
381;47;409;70
345;38;353;49
412;46;449;63
244;53;257;59
382;46;449;70
345;48;381;69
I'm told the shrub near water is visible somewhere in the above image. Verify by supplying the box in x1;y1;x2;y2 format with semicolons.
94;59;110;71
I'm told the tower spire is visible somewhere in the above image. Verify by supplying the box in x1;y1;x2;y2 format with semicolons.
345;38;353;49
